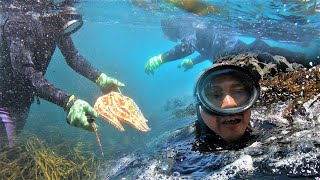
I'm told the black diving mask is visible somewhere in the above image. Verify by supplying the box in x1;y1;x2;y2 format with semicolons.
60;6;83;36
34;5;83;36
194;65;260;116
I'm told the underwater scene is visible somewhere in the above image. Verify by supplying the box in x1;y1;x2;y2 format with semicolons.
0;0;320;179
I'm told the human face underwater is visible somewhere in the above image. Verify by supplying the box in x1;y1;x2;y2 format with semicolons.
194;65;259;142
199;75;252;142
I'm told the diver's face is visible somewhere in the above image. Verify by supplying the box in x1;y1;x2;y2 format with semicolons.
199;75;251;143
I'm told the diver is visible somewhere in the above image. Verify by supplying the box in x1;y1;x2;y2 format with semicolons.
191;64;261;151
144;17;314;75
0;0;124;148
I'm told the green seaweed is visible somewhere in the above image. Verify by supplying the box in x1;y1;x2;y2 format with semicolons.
0;134;106;179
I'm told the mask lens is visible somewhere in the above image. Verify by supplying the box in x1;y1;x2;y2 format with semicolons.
62;14;83;36
196;65;259;115
202;71;252;108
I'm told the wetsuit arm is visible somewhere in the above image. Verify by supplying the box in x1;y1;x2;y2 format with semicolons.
7;32;70;108
57;36;101;82
161;42;196;63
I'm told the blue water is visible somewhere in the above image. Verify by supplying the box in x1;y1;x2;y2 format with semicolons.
19;0;320;179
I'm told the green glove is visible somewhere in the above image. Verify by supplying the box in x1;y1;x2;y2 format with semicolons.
96;73;125;94
179;59;194;71
66;96;98;131
144;54;163;75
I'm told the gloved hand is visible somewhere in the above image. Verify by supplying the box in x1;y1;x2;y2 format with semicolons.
96;73;125;94
179;59;194;71
144;54;163;75
66;95;98;131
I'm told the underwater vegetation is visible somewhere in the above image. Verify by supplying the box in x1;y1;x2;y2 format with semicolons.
215;52;299;80
163;97;186;112
173;103;195;119
163;95;195;118
259;66;320;120
0;134;105;179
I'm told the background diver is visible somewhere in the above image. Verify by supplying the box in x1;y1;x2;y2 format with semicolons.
144;17;317;74
0;0;124;148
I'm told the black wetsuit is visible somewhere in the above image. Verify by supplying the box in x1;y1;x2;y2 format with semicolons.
0;11;101;147
161;27;310;67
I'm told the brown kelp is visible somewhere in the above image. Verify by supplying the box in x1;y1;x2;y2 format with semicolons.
0;134;105;179
258;66;320;120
